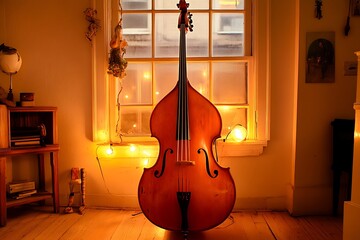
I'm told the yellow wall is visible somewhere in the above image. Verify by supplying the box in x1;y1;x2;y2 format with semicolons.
294;0;360;215
0;0;358;215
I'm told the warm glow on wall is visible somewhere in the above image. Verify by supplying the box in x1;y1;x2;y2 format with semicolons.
355;130;360;139
97;130;109;142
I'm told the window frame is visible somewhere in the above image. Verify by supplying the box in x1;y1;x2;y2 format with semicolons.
92;0;270;156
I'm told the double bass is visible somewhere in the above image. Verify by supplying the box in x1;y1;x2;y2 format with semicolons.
138;0;236;237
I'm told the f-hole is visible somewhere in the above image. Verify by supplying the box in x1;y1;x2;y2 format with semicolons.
197;148;218;178
154;148;173;178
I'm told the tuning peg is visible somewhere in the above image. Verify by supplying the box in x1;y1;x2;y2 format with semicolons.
189;24;194;32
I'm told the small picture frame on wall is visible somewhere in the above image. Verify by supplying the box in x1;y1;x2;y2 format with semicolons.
352;0;360;16
306;31;335;83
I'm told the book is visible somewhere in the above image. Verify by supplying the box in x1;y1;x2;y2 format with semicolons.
14;189;37;199
7;181;35;194
11;140;41;146
11;136;41;142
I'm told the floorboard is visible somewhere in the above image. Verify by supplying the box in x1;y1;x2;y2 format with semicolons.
0;207;343;240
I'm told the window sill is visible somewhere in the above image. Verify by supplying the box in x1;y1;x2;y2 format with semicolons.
108;137;268;157
215;139;268;157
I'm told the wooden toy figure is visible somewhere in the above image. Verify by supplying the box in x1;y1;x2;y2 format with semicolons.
64;168;86;214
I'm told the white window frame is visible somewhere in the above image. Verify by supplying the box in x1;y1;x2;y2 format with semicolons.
91;0;270;156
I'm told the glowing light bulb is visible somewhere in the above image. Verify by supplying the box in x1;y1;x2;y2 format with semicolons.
129;144;136;152
224;124;247;142
143;71;151;80
202;70;207;78
106;145;113;155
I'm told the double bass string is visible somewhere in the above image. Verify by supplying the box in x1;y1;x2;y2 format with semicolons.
177;23;191;193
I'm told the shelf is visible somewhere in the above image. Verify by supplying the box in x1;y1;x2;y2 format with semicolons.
0;144;59;156
6;192;53;208
8;106;57;112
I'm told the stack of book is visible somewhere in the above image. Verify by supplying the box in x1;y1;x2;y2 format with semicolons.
11;135;42;147
10;125;46;147
7;181;37;199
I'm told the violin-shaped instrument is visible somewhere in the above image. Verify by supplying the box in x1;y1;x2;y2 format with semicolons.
138;0;236;237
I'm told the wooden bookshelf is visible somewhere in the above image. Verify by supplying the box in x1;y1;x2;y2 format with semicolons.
0;105;60;227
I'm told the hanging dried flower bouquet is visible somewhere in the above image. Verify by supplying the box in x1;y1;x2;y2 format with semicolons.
108;19;128;79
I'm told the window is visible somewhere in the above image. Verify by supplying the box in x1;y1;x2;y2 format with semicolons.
117;0;250;136
93;0;270;156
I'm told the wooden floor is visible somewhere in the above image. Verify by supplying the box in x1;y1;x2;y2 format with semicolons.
0;206;343;240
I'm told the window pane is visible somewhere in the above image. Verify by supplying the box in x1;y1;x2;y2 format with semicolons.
121;107;152;135
123;13;151;58
154;63;178;103
217;106;247;136
155;14;178;58
212;13;244;56
212;0;244;9
187;62;210;99
122;0;150;10
155;13;209;57
154;62;210;104
212;62;247;104
187;13;209;57
155;0;209;9
119;62;152;105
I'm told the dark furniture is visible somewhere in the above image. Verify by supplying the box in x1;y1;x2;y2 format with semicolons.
331;118;355;216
